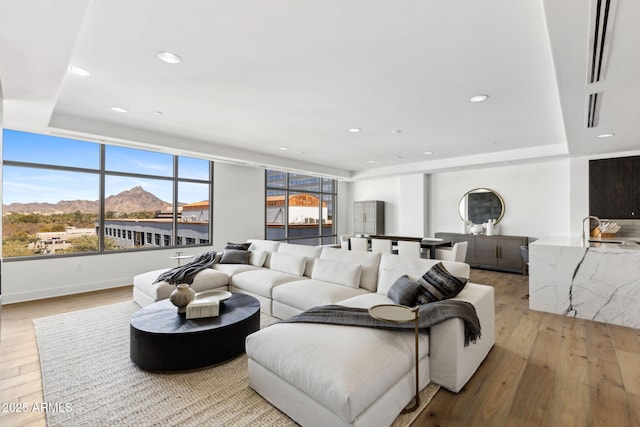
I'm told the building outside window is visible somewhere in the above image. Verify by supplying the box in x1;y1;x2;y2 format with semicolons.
2;129;213;259
265;170;337;245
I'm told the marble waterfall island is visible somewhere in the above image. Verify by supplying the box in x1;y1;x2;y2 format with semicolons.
529;237;640;329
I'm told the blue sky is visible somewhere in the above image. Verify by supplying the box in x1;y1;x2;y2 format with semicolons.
3;130;210;205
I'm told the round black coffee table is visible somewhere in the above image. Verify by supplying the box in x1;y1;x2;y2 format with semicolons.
130;293;260;371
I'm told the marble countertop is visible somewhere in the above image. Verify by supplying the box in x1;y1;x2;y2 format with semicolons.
531;235;640;251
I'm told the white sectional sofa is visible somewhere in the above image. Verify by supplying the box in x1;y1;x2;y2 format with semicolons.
132;239;495;427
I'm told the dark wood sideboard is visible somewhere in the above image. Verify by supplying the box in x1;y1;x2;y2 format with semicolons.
435;232;528;274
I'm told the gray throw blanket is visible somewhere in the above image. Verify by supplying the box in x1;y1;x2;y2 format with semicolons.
281;300;481;346
154;251;217;285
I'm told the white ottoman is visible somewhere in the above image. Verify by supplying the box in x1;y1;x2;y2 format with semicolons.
133;268;229;307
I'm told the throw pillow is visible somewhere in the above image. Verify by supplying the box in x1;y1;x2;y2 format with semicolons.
416;262;468;304
387;275;421;306
219;249;251;264
249;250;268;267
377;268;410;296
225;242;251;251
311;258;362;288
270;253;307;276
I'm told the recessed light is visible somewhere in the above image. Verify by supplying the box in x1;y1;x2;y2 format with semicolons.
470;94;489;103
111;107;128;113
157;51;182;64
349;128;362;133
155;111;163;115
367;160;376;164
423;151;433;155
597;133;615;138
391;129;402;134
69;66;91;77
279;147;289;151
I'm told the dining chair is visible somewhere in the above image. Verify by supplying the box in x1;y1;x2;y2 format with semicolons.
397;240;422;258
370;238;392;254
349;237;369;252
339;234;353;250
435;241;469;262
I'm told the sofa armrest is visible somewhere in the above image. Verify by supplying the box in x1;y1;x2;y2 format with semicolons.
428;283;495;392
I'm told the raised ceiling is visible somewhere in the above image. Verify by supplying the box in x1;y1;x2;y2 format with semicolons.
1;0;638;179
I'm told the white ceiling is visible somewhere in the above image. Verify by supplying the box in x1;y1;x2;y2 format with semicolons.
1;0;638;180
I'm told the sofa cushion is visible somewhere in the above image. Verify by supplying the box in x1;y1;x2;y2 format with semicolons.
249;250;268;267
277;243;323;277
270;253;307;276
231;269;307;298
388;275;421;306
246;322;429;423
337;292;394;309
376;267;414;296
212;263;259;276
247;239;282;268
134;268;229;301
311;258;362;288
219;249;251;264
225;242;251;251
272;279;368;313
416;262;468;304
320;247;381;292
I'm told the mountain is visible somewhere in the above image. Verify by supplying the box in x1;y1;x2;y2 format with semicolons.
3;186;173;214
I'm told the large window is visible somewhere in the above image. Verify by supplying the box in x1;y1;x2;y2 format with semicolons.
2;129;212;259
265;170;337;245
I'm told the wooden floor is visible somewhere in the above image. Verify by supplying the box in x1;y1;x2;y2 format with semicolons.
1;271;639;427
0;286;132;427
413;269;640;427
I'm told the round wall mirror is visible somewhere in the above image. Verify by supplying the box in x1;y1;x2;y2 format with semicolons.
459;188;505;224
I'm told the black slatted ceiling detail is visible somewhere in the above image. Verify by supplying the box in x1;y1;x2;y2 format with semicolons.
589;0;612;84
587;92;601;128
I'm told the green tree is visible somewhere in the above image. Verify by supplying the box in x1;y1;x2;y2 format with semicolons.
66;235;117;252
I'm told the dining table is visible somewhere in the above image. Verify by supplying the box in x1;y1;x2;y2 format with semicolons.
356;235;452;259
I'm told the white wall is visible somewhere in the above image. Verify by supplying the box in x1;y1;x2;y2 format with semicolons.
2;163;267;304
212;163;265;247
336;181;350;237
351;173;427;236
429;160;571;238
349;161;572;239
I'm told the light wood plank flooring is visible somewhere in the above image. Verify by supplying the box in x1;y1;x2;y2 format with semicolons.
1;271;639;426
0;286;132;427
414;269;640;427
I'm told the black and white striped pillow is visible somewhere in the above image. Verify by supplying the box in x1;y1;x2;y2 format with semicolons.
416;262;468;304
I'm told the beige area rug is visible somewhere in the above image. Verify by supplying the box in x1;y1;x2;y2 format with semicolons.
34;301;439;426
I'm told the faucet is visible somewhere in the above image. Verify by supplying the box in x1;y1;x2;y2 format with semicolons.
581;216;601;247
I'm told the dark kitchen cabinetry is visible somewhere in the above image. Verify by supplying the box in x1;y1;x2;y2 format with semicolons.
589;156;640;219
435;233;528;274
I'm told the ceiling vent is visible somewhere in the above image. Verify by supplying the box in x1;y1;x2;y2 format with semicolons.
586;92;601;128
587;0;618;84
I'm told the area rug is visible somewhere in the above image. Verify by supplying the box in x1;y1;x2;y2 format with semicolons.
34;301;439;426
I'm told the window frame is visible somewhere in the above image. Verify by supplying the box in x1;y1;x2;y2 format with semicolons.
2;131;214;261
265;170;338;245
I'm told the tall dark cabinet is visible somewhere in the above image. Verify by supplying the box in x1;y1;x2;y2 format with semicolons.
589;155;640;219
